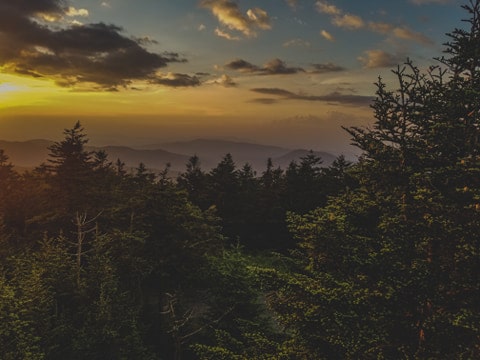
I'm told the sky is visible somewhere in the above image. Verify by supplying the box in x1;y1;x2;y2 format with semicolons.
0;0;467;155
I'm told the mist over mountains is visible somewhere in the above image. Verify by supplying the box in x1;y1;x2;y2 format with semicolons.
0;138;338;174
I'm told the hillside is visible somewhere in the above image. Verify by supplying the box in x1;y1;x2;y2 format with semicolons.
0;139;52;167
272;149;337;169
143;139;337;171
0;138;338;173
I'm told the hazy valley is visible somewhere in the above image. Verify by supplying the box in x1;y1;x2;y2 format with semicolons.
0;138;338;174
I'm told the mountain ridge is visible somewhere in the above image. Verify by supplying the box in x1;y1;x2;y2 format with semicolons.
0;138;338;173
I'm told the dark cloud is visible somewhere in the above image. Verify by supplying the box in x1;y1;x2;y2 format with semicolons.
209;74;237;87
251;88;293;96
311;62;346;73
250;98;279;104
225;58;304;75
0;0;186;89
153;73;201;87
225;59;260;72
262;58;305;75
251;87;374;106
315;91;374;106
3;0;65;16
133;36;159;46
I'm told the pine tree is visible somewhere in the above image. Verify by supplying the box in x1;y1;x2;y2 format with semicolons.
263;1;480;358
0;149;20;243
207;153;241;242
46;121;95;214
284;151;325;214
177;155;209;209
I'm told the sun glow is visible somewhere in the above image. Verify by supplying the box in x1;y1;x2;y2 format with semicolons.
0;83;24;94
0;74;65;110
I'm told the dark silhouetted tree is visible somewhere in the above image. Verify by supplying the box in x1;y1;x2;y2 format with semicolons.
263;2;480;358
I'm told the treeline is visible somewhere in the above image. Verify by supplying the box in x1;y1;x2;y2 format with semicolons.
0;120;354;359
1;1;480;359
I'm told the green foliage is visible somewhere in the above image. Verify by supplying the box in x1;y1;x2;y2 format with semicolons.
0;257;51;360
46;121;94;213
284;151;325;214
262;1;480;358
177;155;209;209
1;3;479;359
190;249;286;360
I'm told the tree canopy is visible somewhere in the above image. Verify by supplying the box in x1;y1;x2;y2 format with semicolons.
0;1;479;359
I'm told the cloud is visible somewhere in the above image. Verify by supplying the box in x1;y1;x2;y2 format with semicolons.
251;88;294;97
369;22;433;44
66;7;89;17
316;1;364;29
311;62;345;73
200;0;271;38
225;58;305;75
332;13;365;29
207;74;237;87
9;0;64;15
251;87;374;106
315;1;342;15
320;29;335;41
357;49;403;68
225;59;345;76
368;21;394;34
283;38;311;47
225;59;260;72
392;26;433;45
314;92;374;105
250;98;279;104
262;59;305;75
153;73;201;87
246;8;271;30
0;0;186;89
70;19;84;26
286;0;298;10
317;1;433;46
214;27;241;40
133;36;159;46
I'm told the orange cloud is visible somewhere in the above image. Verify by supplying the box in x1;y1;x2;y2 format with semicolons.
332;13;365;29
320;29;335;41
200;0;271;38
357;49;403;68
392;27;433;45
315;1;342;15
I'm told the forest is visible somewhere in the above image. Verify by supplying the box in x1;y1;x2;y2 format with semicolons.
1;2;480;359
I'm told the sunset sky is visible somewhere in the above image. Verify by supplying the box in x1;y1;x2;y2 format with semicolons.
0;0;466;155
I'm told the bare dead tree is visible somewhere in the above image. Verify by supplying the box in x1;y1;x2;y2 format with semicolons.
67;211;102;289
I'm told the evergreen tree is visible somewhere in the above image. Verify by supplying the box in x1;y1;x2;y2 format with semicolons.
207;153;241;242
177;155;209;209
0;149;16;202
0;149;21;245
256;159;290;250
44;121;99;219
284;151;326;214
263;1;480;358
321;155;357;197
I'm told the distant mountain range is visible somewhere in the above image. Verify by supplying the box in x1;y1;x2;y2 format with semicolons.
0;138;338;174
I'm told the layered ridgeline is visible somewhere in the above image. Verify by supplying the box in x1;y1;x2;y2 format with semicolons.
0;138;337;174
